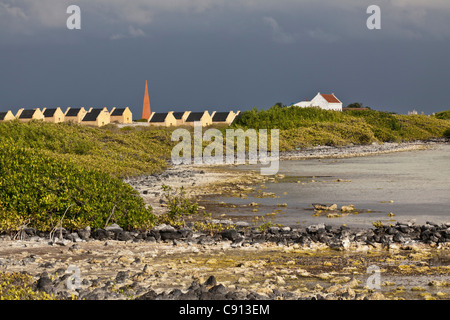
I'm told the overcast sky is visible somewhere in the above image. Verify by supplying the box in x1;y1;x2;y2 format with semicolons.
1;0;449;116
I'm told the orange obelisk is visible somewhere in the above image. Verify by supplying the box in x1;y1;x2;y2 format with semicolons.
142;80;151;120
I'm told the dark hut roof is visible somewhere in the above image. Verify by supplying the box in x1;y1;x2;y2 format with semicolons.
185;112;204;122
111;108;126;116
19;109;37;119
82;108;103;122
173;112;185;120
149;113;168;123
0;112;7;120
43;108;57;117
66;108;81;117
212;112;231;122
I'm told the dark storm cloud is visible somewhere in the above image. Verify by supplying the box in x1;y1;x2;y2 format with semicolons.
0;0;449;115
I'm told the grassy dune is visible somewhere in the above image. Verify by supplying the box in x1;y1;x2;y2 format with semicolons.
233;106;450;150
0;121;174;177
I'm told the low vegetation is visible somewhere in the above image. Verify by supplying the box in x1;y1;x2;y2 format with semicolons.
433;110;450;120
233;106;450;150
444;128;450;139
0;120;173;178
156;185;199;227
0;140;155;231
0;272;57;300
0;121;174;232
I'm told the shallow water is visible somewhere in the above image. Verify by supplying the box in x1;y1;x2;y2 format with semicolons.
213;144;450;227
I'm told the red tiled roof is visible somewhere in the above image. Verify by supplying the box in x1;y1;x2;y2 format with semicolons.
321;94;341;103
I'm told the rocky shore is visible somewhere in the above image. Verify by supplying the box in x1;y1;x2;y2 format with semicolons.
279;140;442;160
1;221;448;300
4;220;449;250
124;165;265;215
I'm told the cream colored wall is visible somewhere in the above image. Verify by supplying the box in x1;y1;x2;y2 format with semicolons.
15;108;44;122
201;111;212;126
0;111;15;122
225;111;235;124
148;111;177;127
121;108;133;123
165;112;177;127
43;108;65;123
80;108;110;127
96;109;110;127
64;107;88;123
110;107;133;124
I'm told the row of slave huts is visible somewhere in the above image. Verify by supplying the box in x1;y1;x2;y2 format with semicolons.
0;107;131;127
0;107;241;127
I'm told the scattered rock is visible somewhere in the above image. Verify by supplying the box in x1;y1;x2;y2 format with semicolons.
221;229;239;241
341;205;355;213
204;275;217;287
115;271;130;283
105;224;123;233
153;224;176;233
36;273;53;294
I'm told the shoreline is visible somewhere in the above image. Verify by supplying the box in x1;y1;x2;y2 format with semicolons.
125;139;446;219
279;140;440;160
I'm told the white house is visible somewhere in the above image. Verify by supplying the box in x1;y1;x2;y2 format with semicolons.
293;92;343;111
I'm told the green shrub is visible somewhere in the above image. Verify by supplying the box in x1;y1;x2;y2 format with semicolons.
157;185;198;227
233;106;347;130
434;110;450;120
444;128;450;139
234;106;450;150
0;139;155;231
0;121;173;177
0;272;58;300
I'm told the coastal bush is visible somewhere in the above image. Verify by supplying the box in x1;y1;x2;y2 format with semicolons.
0;140;155;231
434;110;450;120
0;272;58;300
234;106;450;150
233;106;347;130
0;121;173;178
157;185;199;227
444;128;450;139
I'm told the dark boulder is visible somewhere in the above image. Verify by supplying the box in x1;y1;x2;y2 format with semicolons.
36;274;53;294
116;231;132;241
209;284;227;295
393;233;405;243
221;229;239;241
115;271;130;284
386;227;397;235
160;230;182;241
92;229;109;240
204;275;217;287
77;227;91;240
